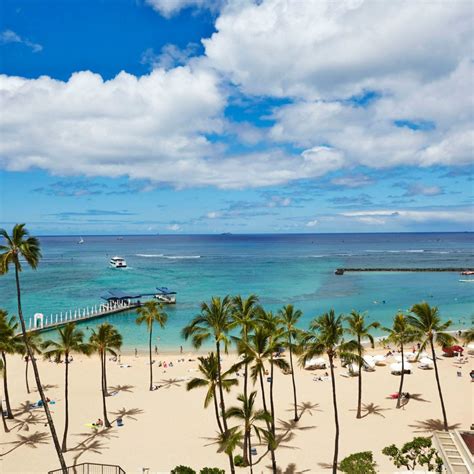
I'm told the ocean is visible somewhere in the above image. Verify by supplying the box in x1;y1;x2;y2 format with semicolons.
0;233;473;351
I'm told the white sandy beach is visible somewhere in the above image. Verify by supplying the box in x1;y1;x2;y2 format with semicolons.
1;347;471;473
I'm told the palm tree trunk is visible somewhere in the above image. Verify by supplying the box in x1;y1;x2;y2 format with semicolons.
430;337;448;430
14;264;68;473
248;428;253;474
61;356;69;452
259;366;276;473
0;399;9;432
269;356;277;474
243;336;250;465
212;387;224;434
101;351;111;428
288;335;299;422
103;351;109;397
25;356;30;394
356;339;362;418
149;324;153;391
215;341;235;474
396;342;405;409
1;352;13;419
329;354;339;474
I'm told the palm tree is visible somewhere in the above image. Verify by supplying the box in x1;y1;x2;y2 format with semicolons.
0;310;23;419
89;323;123;428
43;323;91;452
0;358;9;433
136;300;168;391
278;304;303;422
182;296;235;474
226;391;272;474
0;224;67;471
462;327;474;343
382;313;417;409
231;294;259;462
186;352;238;434
407;302;455;431
345;311;380;418
300;310;358;474
22;331;43;394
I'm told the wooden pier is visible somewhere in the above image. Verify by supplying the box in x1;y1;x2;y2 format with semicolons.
335;267;474;275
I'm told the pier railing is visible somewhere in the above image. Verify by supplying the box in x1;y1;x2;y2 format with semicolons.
29;299;139;333
48;462;126;474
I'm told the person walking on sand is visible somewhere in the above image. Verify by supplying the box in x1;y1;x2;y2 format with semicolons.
180;345;183;354
135;348;137;357
155;345;158;355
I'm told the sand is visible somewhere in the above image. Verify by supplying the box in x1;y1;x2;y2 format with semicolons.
0;347;471;473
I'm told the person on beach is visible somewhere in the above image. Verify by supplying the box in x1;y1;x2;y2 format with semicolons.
135;348;138;357
180;345;183;354
155;345;158;355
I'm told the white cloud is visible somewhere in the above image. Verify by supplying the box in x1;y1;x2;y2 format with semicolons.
206;211;220;219
204;0;472;99
145;0;223;18
141;43;199;70
166;223;181;231
341;209;473;224
0;29;42;53
306;219;318;227
331;174;373;188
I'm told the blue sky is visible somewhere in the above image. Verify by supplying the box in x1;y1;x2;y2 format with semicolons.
0;0;472;234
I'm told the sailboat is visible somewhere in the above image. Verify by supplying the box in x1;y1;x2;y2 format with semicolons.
78;237;84;244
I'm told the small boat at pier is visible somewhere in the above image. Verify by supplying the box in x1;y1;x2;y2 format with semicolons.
155;287;177;304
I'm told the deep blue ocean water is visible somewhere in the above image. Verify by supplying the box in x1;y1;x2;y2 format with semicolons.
0;233;473;350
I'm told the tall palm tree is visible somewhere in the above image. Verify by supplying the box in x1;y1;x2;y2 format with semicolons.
407;302;455;431
0;358;9;433
231;294;258;462
0;310;23;419
462;327;474;343
136;300;168;391
22;331;43;394
345;311;380;418
382;313;417;409
300;310;358;474
278;304;303;422
89;323;123;428
0;224;67;471
43;323;91;452
186;352;238;434
226;391;272;474
182;296;235;474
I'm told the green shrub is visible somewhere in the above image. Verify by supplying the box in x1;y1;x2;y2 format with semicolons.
200;469;225;474
171;466;196;474
382;436;443;472
234;454;245;467
339;451;376;474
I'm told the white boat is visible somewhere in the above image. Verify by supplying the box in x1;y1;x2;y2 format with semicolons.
110;256;127;268
78;237;84;244
155;287;176;304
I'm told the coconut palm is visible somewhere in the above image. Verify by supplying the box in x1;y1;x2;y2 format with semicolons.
407;302;456;431
0;358;9;432
0;310;23;419
186;352;238;434
300;310;358;474
0;224;67;470
382;313;418;409
43;323;91;451
345;311;380;418
89;323;123;428
136;300;168;391
182;296;235;474
278;304;303;422
22;331;43;394
462;327;474;343
231;294;259;463
226;391;272;474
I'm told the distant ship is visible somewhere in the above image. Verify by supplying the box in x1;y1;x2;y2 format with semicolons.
220;232;232;236
78;237;84;244
110;256;127;268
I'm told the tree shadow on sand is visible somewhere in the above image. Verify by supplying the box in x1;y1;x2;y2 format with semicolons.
399;393;430;408
0;431;50;456
317;462;335;470
70;428;117;464
276;463;311;474
155;378;183;389
33;384;58;392
409;419;461;433
350;402;390;418
287;401;321;419
10;410;47;432
109;384;134;394
110;407;144;422
276;418;316;446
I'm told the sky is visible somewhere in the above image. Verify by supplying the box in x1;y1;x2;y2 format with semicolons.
0;0;473;235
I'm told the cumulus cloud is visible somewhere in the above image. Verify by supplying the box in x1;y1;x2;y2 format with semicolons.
145;0;223;17
306;219;318;227
0;29;43;53
141;43;200;70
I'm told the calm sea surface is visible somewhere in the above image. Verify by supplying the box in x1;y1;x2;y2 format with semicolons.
1;233;473;350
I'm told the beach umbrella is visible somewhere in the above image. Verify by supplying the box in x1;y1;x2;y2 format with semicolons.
390;362;412;374
363;355;376;371
394;355;409;363
373;354;387;365
304;357;326;370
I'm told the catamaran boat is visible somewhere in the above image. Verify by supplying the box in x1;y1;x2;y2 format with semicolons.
110;256;127;268
155;287;177;304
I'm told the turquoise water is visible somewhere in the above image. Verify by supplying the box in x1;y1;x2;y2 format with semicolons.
0;233;473;350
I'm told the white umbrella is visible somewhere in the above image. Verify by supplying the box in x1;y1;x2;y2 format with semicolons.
363;355;376;371
373;354;387;365
304;357;326;370
467;343;474;355
394;355;410;363
390;362;412;374
348;363;360;375
418;357;433;369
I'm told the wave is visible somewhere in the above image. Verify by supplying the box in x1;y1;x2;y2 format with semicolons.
164;255;201;260
136;253;164;258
